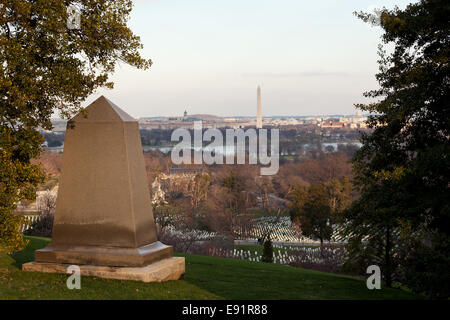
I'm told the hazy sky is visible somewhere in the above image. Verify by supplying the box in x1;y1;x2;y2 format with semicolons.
85;0;417;118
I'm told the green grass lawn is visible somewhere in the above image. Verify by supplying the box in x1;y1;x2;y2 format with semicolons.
0;236;420;300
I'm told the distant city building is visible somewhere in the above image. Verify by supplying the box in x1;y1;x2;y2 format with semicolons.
51;109;367;134
321;121;345;129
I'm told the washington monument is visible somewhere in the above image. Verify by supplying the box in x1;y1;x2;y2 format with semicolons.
256;85;262;129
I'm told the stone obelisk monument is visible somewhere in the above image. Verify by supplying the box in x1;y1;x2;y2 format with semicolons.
23;96;185;282
256;85;262;129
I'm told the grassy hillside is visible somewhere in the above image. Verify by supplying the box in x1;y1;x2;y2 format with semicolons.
0;236;420;300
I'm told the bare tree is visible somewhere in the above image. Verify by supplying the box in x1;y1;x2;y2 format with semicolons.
37;190;57;216
187;173;211;208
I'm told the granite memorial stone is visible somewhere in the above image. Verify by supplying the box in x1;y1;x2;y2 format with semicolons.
23;96;185;282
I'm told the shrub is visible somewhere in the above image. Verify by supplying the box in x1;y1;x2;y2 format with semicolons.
24;213;54;238
0;212;29;254
261;237;274;263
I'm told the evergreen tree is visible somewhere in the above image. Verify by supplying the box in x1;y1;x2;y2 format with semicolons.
342;0;449;298
290;180;351;247
261;236;274;263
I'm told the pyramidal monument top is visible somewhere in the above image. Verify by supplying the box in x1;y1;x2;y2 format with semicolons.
71;95;136;123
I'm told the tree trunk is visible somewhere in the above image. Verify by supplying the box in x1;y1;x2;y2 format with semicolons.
385;227;392;287
320;237;324;257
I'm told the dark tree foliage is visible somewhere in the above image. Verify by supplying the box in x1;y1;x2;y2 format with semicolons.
290;184;332;247
342;0;449;298
261;236;274;263
23;213;54;238
290;179;351;247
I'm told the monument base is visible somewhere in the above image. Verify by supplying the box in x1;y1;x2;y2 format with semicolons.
22;257;185;283
34;241;173;267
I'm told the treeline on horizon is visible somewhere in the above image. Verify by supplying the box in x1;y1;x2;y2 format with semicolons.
42;126;367;150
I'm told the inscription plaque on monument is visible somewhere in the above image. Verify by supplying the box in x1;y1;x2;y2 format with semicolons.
23;96;185;282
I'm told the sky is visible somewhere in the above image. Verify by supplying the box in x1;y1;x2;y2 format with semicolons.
84;0;417;118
